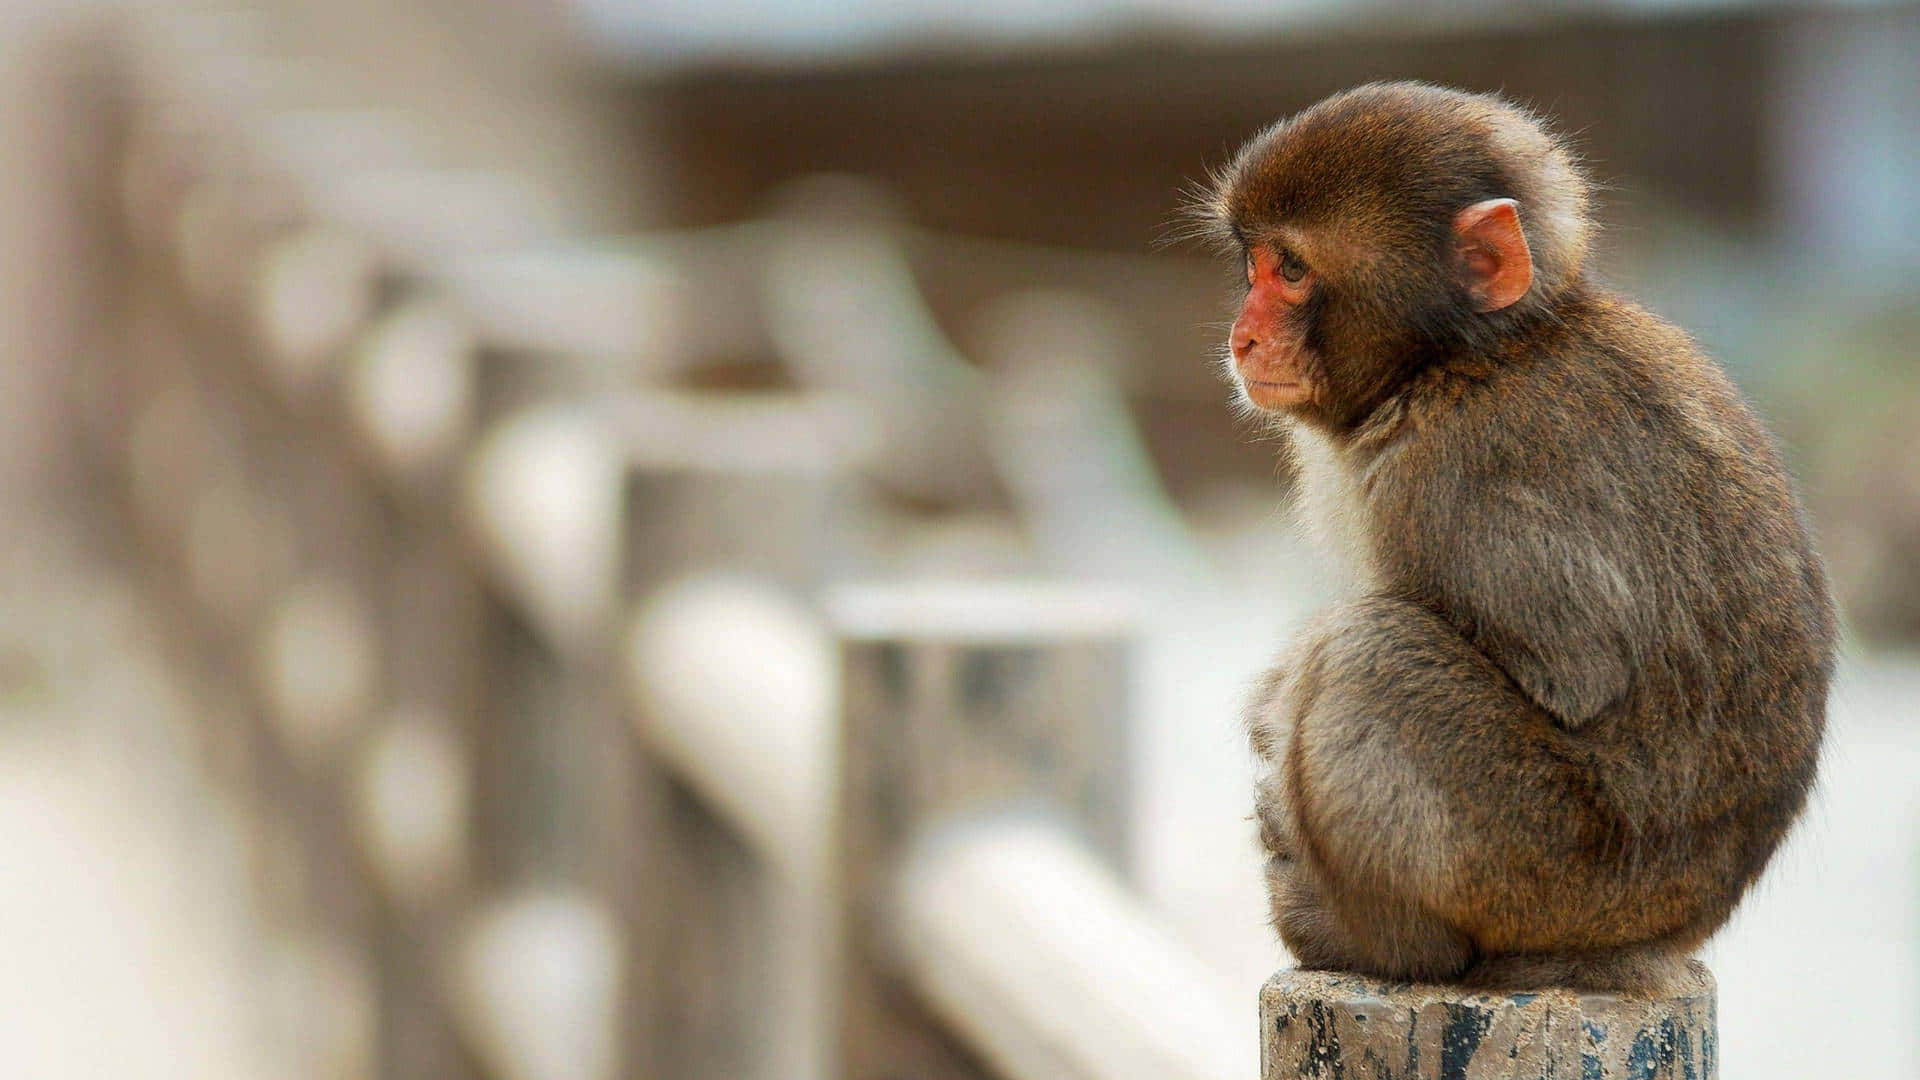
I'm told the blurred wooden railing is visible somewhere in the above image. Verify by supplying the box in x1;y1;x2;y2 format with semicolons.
80;11;1247;1080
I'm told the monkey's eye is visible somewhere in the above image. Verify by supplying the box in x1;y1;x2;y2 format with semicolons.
1278;250;1309;284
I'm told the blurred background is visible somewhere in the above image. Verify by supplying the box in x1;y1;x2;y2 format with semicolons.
1;1;1917;1077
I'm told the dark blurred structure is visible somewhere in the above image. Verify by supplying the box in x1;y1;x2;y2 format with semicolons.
638;14;1777;247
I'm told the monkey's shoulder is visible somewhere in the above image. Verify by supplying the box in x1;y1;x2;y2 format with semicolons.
1401;293;1777;491
1358;292;1819;622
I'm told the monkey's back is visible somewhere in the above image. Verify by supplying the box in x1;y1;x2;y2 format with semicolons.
1376;285;1836;948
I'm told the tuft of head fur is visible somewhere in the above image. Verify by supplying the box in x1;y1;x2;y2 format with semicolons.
1196;82;1591;308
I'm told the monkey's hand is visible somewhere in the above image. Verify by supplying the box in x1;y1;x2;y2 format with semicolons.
1253;770;1298;862
1247;644;1309;862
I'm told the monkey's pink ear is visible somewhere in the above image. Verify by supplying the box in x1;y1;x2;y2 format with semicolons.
1453;198;1534;312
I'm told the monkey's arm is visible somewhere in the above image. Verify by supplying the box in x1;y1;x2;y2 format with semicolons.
1377;445;1656;729
1452;510;1639;727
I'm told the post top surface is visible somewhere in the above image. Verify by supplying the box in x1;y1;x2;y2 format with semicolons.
1260;961;1716;1011
824;580;1142;642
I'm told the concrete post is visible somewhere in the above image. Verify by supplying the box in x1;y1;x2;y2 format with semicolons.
1260;964;1717;1080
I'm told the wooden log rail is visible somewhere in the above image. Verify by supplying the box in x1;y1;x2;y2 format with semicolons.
893;818;1246;1080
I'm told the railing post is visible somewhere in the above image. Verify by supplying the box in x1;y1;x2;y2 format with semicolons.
461;397;639;1080
617;389;870;1080
623;576;838;1080
1260;965;1718;1080
826;582;1139;1080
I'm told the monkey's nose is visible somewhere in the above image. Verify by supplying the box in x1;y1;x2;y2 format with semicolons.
1231;330;1256;360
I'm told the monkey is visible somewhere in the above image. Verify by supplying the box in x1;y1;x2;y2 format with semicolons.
1188;82;1837;993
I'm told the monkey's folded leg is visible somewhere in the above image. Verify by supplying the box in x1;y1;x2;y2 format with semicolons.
1258;597;1633;983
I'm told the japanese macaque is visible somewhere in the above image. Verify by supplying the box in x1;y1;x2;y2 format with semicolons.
1194;83;1836;992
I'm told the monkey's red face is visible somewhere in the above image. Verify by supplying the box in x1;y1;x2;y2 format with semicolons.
1230;245;1317;411
1204;86;1554;426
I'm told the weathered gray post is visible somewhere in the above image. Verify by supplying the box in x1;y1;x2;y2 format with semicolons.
1260;964;1718;1080
618;388;871;1080
827;581;1138;1080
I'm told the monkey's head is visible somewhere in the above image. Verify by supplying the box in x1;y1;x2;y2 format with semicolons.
1195;82;1592;427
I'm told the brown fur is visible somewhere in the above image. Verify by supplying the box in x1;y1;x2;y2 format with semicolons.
1203;83;1835;993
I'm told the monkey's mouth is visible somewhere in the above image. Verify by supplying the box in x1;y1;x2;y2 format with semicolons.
1241;377;1309;409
